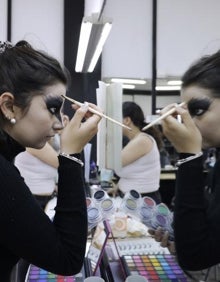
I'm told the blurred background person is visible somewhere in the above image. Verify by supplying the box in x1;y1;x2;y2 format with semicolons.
115;101;163;203
14;114;69;210
14;140;59;210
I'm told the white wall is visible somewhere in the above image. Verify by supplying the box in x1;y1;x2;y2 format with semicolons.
0;0;8;41
11;0;64;63
102;0;152;79
102;0;220;80
157;0;220;77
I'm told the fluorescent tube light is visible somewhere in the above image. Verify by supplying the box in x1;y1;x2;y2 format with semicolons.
75;22;93;72
167;80;182;86
88;22;112;72
111;78;147;84
75;14;112;73
156;85;181;91
122;84;136;89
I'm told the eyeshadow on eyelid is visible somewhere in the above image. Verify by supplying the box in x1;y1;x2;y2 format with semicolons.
45;96;63;107
188;98;211;108
187;98;212;116
43;96;64;123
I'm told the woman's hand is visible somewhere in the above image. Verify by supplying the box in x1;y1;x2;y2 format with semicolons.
161;104;202;154
148;227;176;255
60;102;102;154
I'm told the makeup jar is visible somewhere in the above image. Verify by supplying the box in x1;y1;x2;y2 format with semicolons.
87;206;102;231
93;189;109;206
100;198;115;219
150;203;174;237
121;189;141;218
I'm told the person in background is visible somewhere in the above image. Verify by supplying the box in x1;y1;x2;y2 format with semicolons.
14;115;69;210
151;49;220;271
115;101;163;203
0;40;102;281
14;141;58;210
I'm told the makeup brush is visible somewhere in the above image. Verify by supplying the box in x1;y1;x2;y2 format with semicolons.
142;102;186;131
61;95;132;131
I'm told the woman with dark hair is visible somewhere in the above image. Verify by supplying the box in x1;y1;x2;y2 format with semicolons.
152;49;220;271
115;101;162;203
0;40;102;281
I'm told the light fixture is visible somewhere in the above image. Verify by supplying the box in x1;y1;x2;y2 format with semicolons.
111;78;147;84
156;85;181;91
167;80;182;86
75;13;112;73
122;84;136;89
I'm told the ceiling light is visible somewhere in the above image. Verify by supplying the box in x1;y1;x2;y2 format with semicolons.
111;78;147;84
156;85;181;91
167;80;182;86
75;13;112;73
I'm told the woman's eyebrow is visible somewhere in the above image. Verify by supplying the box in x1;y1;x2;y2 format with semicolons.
44;95;64;103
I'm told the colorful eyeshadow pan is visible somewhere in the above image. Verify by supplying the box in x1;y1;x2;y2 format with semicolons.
143;197;156;208
125;198;137;210
26;265;76;281
122;254;188;281
156;203;170;216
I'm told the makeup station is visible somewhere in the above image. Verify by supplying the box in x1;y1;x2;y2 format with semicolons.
25;189;188;282
25;104;215;282
4;1;220;281
24;81;198;282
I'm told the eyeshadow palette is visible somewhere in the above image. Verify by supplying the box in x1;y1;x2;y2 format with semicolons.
25;221;112;282
121;254;188;282
25;264;81;281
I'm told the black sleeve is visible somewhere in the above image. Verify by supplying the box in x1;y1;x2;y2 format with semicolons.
174;156;220;270
0;154;87;276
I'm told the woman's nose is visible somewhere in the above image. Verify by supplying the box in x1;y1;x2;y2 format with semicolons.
53;120;64;131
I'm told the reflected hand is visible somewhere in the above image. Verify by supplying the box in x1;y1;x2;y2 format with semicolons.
160;104;202;154
148;227;176;255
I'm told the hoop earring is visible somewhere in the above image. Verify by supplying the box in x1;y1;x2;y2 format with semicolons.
10;118;16;124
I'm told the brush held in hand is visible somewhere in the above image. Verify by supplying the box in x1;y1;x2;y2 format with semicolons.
61;95;132;131
142;102;186;131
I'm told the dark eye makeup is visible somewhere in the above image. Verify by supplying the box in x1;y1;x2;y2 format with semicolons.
187;98;213;117
44;96;64;122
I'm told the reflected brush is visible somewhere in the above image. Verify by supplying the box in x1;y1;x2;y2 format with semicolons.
142;102;186;131
61;95;132;131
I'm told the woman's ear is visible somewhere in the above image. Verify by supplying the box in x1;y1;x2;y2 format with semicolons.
123;116;131;125
0;92;16;119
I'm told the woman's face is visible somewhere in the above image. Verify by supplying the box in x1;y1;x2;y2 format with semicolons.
181;85;220;149
9;82;66;149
